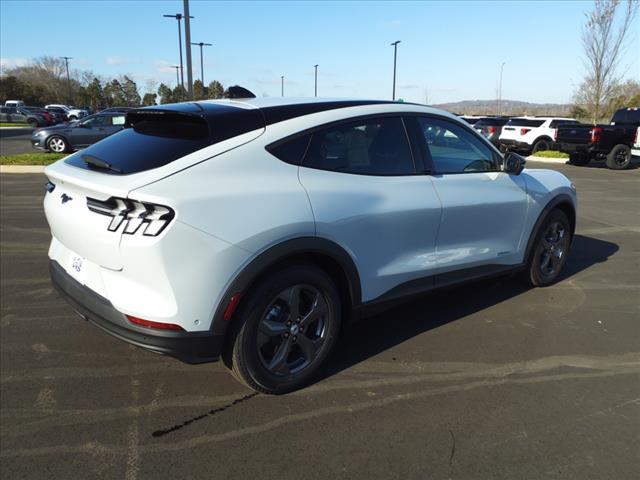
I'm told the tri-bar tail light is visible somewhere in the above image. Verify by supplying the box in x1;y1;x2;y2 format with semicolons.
86;197;175;236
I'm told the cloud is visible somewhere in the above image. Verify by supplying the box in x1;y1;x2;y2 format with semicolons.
154;60;179;74
256;77;298;86
106;56;142;66
0;57;30;70
398;84;420;89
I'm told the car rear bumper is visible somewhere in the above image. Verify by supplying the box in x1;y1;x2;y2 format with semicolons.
49;259;223;364
499;139;531;151
553;142;592;153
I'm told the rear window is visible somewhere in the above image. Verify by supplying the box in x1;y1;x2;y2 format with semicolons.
474;118;509;127
612;108;640;124
65;106;264;175
505;118;545;127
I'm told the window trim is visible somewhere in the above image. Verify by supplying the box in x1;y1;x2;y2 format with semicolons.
413;114;503;176
266;113;421;177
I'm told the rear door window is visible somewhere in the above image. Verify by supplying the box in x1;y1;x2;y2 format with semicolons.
302;116;416;175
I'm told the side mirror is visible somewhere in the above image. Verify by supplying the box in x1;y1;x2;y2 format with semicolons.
503;152;526;175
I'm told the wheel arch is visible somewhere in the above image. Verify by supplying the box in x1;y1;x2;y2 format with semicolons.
523;194;576;263
210;237;362;338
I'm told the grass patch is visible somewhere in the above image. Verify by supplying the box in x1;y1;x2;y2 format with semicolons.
532;150;569;159
0;122;30;127
0;152;66;165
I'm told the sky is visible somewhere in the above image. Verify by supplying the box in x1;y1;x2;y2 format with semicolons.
1;0;638;104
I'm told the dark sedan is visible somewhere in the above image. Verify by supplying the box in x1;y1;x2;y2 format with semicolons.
31;112;126;153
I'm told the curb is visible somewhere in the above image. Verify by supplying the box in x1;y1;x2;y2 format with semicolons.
0;165;47;173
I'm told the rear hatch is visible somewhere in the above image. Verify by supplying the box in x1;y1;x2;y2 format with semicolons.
499;118;544;142
44;101;265;270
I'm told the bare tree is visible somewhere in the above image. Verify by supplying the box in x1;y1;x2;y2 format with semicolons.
576;0;638;123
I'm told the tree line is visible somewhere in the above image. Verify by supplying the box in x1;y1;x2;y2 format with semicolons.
0;56;228;109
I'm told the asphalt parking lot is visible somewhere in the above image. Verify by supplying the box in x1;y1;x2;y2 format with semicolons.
1;162;638;480
0;127;35;155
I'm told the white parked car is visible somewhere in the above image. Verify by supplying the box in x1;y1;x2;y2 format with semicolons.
499;117;579;154
44;98;577;393
4;100;25;108
45;104;88;121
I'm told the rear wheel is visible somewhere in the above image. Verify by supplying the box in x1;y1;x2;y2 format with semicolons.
605;144;631;170
568;152;591;166
28;119;38;128
226;264;342;394
46;136;68;153
532;138;552;154
68;115;77;121
522;209;571;287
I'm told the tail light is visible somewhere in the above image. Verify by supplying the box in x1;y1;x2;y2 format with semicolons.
126;315;184;331
554;128;558;141
488;126;496;134
591;127;601;143
86;197;175;236
520;128;530;136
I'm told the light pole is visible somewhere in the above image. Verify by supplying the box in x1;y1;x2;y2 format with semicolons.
183;0;194;99
390;40;401;101
191;42;212;85
498;62;506;114
61;56;72;104
172;65;180;87
314;64;318;97
163;13;193;90
281;76;285;97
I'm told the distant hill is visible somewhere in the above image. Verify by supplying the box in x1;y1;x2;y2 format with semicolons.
432;99;572;116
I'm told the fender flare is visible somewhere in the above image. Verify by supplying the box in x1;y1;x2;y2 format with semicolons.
209;236;362;336
523;193;576;264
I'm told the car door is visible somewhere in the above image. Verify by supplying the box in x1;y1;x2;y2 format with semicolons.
296;115;442;302
415;116;528;283
70;115;109;147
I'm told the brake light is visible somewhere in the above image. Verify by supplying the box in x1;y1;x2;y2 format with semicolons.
126;315;184;331
488;126;496;134
520;128;530;136
554;128;558;141
86;197;174;236
591;127;601;143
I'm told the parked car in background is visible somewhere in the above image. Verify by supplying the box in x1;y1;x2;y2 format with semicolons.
554;107;640;170
499;117;579;154
32;112;126;152
4;100;25;108
43;97;576;393
461;115;483;126
44;106;69;122
0;106;49;127
473;117;510;147
24;106;56;125
44;104;88;121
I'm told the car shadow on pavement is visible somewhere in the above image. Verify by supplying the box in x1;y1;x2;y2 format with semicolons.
317;234;619;382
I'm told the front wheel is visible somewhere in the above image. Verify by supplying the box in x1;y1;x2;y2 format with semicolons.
605;144;632;170
226;264;342;394
68;115;77;121
522;209;571;287
28;119;38;128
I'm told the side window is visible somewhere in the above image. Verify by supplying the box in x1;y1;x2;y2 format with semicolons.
303;116;415;175
417;117;497;174
267;134;311;165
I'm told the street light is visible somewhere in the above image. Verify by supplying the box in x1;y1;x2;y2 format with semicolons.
191;42;212;85
172;65;180;87
314;64;318;97
390;40;401;101
163;13;193;90
61;56;72;104
498;62;506;115
281;75;285;97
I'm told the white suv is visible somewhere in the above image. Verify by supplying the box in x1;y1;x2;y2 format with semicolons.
499;117;579;154
44;98;576;393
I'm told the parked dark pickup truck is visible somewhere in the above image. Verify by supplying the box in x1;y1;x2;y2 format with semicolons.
554;107;640;170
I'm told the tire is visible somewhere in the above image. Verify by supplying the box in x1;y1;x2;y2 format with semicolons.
568;152;591;166
605;144;632;170
521;209;571;287
225;264;342;394
46;136;69;153
68;115;77;121
531;138;552;154
28;119;38;128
